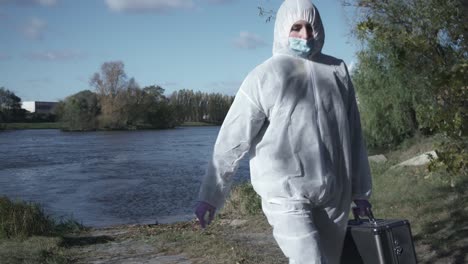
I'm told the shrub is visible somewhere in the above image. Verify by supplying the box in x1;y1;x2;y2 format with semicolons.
0;197;84;239
222;182;262;217
0;197;54;239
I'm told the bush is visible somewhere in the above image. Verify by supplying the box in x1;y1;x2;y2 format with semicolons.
0;197;54;239
222;182;262;217
428;138;468;187
0;197;84;239
57;90;100;131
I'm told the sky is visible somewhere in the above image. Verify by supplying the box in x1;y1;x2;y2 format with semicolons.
0;0;359;102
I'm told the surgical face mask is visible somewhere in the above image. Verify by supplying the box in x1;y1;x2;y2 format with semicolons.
288;37;314;58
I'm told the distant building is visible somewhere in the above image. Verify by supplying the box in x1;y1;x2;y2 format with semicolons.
21;101;58;114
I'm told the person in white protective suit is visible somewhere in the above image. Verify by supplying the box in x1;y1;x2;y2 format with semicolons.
195;0;372;263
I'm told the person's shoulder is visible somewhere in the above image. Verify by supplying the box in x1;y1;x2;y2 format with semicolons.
312;53;350;79
248;55;297;78
312;53;345;67
254;55;289;70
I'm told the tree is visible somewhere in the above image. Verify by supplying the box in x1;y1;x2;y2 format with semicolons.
133;85;179;129
90;61;139;129
168;89;234;124
57;90;100;131
344;0;467;177
342;0;467;147
0;87;26;122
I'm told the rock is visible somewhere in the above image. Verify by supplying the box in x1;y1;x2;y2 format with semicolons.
368;154;387;163
395;151;438;167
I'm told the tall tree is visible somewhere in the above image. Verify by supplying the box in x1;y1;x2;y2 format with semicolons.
169;89;234;124
90;61;139;129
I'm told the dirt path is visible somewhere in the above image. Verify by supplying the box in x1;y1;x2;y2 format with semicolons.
62;219;463;264
63;218;282;264
64;225;194;264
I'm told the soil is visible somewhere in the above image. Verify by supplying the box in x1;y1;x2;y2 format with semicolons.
62;218;465;264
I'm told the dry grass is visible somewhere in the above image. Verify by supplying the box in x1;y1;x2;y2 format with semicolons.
0;197;54;239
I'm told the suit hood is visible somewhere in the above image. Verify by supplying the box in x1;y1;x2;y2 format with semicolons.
273;0;325;59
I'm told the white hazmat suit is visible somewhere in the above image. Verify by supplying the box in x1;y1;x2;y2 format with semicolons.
198;0;372;263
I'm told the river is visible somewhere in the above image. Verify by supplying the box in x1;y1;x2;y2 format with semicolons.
0;127;250;227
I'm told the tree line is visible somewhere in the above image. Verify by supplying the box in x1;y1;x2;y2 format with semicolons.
0;61;235;131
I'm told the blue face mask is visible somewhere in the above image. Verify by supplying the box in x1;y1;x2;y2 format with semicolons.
288;37;314;58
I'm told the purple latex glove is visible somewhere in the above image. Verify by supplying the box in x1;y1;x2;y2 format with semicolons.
353;199;372;217
195;201;216;228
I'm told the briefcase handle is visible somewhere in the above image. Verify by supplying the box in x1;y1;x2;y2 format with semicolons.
352;206;378;225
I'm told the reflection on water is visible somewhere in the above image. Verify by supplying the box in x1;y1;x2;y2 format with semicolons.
0;127;250;227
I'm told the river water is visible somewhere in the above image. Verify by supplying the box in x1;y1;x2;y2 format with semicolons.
0;127;250;227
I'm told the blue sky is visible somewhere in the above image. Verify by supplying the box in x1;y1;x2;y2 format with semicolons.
0;0;359;102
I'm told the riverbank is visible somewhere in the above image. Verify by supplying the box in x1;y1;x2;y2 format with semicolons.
1;122;61;130
179;122;219;127
1;135;466;263
0;121;218;130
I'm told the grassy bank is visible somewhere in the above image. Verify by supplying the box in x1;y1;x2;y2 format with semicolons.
1;122;61;130
0;197;84;264
2;135;466;263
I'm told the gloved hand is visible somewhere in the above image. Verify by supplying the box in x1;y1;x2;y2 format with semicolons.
195;201;216;228
353;199;372;217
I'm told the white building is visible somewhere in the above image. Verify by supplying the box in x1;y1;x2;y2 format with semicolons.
21;101;58;114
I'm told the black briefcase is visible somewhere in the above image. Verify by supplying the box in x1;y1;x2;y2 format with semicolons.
340;208;417;264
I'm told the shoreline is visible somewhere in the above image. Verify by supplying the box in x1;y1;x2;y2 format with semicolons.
79;214;196;229
0;121;220;130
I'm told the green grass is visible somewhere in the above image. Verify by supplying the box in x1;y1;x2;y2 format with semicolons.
221;182;262;217
366;135;467;263
2;122;61;130
0;236;70;264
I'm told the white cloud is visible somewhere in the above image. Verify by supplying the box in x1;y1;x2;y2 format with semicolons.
25;50;85;61
105;0;194;13
22;17;47;40
233;31;267;50
0;0;57;6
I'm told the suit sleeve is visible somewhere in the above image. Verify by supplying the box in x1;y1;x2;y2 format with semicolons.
198;73;267;209
342;62;372;200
